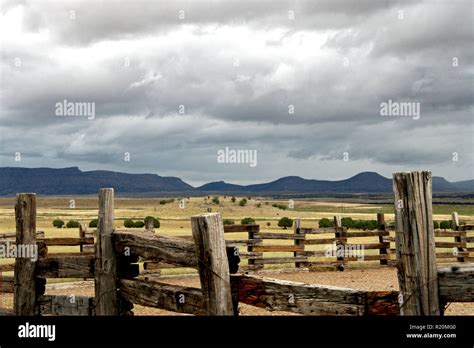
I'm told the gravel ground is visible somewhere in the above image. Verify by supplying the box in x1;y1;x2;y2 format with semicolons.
1;267;471;315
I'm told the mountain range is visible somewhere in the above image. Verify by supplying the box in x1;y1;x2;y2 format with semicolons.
0;167;473;196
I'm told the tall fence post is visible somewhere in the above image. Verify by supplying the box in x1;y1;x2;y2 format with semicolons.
247;224;263;271
191;213;234;315
334;216;346;270
377;213;388;265
94;188;119;315
393;171;440;315
294;219;306;268
452;212;466;262
13;193;37;315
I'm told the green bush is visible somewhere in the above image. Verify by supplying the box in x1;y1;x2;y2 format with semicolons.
272;203;287;210
319;218;334;228
223;219;235;225
433;220;440;229
145;216;160;228
341;217;354;228
212;196;220;204
52;219;65;228
124;219;135;228
89;219;98;228
231;196;236;203
440;220;452;230
266;222;271;227
278;217;293;229
241;217;256;225
256;203;262;208
66;220;80;228
239;198;247;207
134;220;145;228
159;198;174;205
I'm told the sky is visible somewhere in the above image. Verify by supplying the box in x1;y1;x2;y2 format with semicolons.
0;0;473;186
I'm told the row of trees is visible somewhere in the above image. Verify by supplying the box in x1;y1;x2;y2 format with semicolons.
223;217;294;229
52;216;161;229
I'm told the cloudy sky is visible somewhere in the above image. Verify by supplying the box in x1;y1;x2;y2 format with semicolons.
1;0;473;186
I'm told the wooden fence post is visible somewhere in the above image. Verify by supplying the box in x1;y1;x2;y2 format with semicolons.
452;212;466;262
393;171;440;315
247;225;263;271
294;219;306;268
191;213;234;315
14;193;37;315
377;213;388;265
334;216;346;270
94;188;119;315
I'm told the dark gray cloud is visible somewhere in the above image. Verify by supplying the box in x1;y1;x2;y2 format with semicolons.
0;0;472;185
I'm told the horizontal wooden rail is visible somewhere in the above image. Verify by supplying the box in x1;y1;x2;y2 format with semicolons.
119;278;205;315
438;265;474;302
0;263;15;272
252;245;304;253
36;255;95;278
37;237;94;246
346;231;389;238
253;233;305;240
230;274;399;315
0;275;14;292
113;231;197;268
224;225;259;233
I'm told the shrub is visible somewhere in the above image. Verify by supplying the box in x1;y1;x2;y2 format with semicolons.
241;217;256;225
266;222;271;227
52;219;65;228
89;219;98;228
239;198;247;207
134;220;145;228
433;221;440;229
440;220;452;230
66;220;80;228
145;216;160;228
272;203;287;210
278;217;293;229
159;198;174;205
231;196;236;203
256;203;261;208
223;219;235;225
212;196;220;204
341;217;354;228
124;219;135;228
319;218;334;228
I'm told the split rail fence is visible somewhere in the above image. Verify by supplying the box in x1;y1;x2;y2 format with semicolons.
0;171;473;316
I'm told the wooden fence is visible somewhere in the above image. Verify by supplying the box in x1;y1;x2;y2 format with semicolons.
0;171;473;317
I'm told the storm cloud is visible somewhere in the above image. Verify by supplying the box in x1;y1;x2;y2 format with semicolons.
1;0;472;185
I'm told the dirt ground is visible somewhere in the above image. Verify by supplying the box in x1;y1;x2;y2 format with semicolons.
2;268;472;315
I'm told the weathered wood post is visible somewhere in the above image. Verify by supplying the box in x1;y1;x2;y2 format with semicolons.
293;219;306;268
94;188;119;315
14;193;37;315
247;224;263;271
393;171;440;315
377;213;388;265
334;216;346;270
191;213;234;315
452;212;466;262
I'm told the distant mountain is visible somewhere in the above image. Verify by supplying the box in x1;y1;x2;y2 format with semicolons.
0;167;472;195
0;167;193;195
196;172;474;194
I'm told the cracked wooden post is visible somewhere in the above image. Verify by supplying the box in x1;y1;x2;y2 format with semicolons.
293;219;306;268
452;212;466;262
393;171;440;315
377;213;388;265
14;193;37;315
191;213;234;315
94;188;119;315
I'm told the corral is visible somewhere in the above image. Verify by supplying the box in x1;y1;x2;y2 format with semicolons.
0;171;473;316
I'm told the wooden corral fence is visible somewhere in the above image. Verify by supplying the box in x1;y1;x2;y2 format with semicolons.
0;171;473;317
